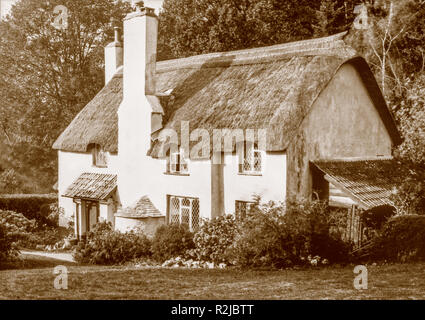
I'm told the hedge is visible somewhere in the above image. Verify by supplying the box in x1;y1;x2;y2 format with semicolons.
0;194;57;221
369;215;425;262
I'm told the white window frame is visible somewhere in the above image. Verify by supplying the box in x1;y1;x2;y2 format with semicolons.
168;148;189;174
92;145;108;168
168;195;200;231
239;141;263;174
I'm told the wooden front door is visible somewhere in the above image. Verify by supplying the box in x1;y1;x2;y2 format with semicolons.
85;201;99;232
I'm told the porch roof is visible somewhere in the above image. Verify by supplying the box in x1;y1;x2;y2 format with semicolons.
313;158;407;210
63;172;117;201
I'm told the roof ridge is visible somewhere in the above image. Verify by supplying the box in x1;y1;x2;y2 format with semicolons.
314;156;394;163
156;31;352;72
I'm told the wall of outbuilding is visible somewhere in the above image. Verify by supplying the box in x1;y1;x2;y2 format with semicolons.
286;63;393;200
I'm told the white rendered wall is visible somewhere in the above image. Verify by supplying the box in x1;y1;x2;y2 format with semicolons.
57;150;118;226
222;152;287;214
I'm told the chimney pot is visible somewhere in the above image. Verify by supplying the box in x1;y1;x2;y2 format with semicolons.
114;26;121;43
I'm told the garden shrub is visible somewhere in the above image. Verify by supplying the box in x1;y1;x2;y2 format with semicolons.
360;205;396;243
227;202;308;268
193;215;238;264
227;200;350;268
73;222;152;265
151;223;194;262
0;223;18;264
0;194;57;222
0;209;70;249
369;215;425;262
293;201;350;263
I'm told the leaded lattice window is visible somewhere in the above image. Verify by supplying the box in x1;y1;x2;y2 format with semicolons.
168;195;200;231
239;142;263;174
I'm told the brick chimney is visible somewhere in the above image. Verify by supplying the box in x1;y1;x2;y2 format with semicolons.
104;27;123;84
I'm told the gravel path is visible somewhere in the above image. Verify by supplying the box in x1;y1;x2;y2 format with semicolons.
20;250;76;263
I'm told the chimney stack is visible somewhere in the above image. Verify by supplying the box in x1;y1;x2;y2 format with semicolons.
104;26;123;84
123;2;158;99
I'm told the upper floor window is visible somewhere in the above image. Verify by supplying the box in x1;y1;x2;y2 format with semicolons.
167;148;188;174
239;141;263;174
92;144;108;168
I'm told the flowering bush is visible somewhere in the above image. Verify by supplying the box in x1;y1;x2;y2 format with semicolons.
151;223;195;262
73;222;152;265
193;215;238;264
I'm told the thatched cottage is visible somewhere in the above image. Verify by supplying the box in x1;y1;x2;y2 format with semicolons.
53;4;401;239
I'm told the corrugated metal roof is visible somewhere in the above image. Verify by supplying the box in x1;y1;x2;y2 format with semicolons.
313;158;407;210
63;172;117;200
116;195;163;218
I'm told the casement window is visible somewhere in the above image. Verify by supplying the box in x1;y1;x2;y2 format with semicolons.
239;141;263;174
92;145;107;168
168;195;200;231
167;148;188;174
235;200;256;219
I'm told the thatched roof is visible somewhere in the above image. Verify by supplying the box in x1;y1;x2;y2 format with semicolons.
53;32;401;155
313;158;408;210
52;68;122;153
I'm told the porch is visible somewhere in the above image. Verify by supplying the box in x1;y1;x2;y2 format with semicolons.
311;158;404;248
62;172;118;239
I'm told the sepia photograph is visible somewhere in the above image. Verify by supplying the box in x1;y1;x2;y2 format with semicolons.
0;0;424;309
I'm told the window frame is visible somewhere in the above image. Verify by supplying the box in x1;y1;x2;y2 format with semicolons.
235;200;256;220
239;141;263;175
167;195;200;231
92;144;108;168
167;148;189;175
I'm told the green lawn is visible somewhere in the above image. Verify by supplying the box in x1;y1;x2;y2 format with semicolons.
1;258;425;299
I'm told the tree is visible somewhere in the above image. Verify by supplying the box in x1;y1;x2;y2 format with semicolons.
313;0;363;37
0;0;131;192
394;74;425;165
157;0;322;61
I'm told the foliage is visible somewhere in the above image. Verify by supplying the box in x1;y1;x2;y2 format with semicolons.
227;200;350;268
0;223;18;264
193;215;238;264
361;206;396;229
73;222;152;265
151;223;195;262
0;209;70;249
159;0;313;60
0;194;58;223
0;0;131;193
369;215;425;262
394;75;425;165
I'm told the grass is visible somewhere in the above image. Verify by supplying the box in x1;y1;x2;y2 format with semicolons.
1;260;425;299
